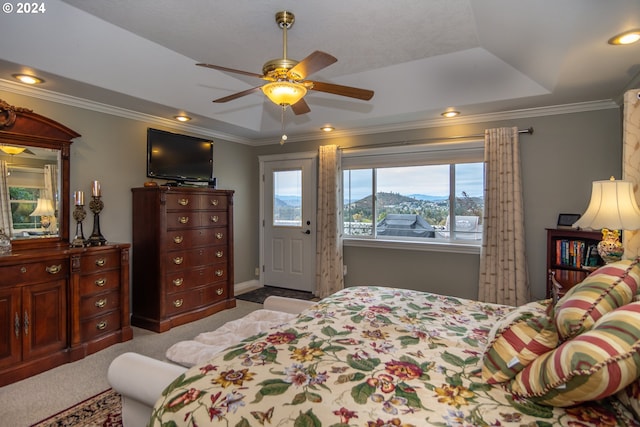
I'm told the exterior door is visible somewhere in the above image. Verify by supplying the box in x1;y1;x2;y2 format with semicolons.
261;156;316;292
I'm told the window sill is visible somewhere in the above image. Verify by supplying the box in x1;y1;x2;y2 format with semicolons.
343;237;481;254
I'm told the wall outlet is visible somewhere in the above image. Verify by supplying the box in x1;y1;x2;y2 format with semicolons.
255;267;260;276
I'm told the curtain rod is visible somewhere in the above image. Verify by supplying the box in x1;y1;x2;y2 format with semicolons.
341;126;534;151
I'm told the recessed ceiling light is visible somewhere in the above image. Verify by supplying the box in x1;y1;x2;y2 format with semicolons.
608;29;640;45
321;125;334;132
12;74;44;85
174;115;191;122
441;110;460;118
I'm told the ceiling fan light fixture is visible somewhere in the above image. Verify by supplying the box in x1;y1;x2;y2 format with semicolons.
0;145;27;155
262;81;307;106
608;29;640;45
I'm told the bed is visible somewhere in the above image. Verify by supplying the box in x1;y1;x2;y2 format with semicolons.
148;266;640;426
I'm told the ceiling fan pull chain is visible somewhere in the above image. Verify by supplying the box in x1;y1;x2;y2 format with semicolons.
280;106;288;145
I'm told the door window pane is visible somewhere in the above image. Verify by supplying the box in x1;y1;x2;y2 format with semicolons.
273;169;302;227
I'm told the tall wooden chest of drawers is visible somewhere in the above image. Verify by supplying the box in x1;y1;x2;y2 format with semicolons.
131;187;235;332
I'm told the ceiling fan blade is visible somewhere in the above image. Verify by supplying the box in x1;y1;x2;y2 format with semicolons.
290;98;311;115
309;81;374;100
288;51;337;80
197;63;265;79
213;86;263;103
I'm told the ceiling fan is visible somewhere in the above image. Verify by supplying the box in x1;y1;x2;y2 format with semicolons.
196;11;374;115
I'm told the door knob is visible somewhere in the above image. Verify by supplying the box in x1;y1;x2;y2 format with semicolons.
302;230;311;234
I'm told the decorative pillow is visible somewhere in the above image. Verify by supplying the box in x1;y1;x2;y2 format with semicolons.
482;299;557;384
510;301;640;407
553;258;640;340
615;378;640;421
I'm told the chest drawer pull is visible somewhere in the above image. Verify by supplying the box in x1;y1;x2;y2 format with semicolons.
178;198;189;206
96;320;107;330
173;235;184;244
216;232;223;240
178;216;189;224
210;215;219;223
24;311;29;336
95;298;107;308
215;269;224;277
173;298;184;308
210;199;219;206
173;277;184;287
95;278;107;287
216;288;224;296
20;266;26;273
14;312;20;338
216;250;224;258
173;257;184;265
95;258;106;267
46;264;62;274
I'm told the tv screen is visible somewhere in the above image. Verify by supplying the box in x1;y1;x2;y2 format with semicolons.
146;128;214;185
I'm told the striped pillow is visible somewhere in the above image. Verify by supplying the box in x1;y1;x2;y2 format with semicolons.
510;301;640;407
553;258;640;340
482;299;557;384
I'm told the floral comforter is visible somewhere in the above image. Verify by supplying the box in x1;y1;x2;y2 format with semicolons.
150;286;632;426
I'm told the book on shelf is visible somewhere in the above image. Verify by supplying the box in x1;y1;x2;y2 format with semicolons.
554;239;599;269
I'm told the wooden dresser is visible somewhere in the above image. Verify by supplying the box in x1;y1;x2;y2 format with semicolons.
0;243;131;386
131;187;235;332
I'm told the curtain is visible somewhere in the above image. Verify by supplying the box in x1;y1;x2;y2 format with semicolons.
0;161;14;237
623;89;640;259
43;164;58;233
316;144;344;298
478;127;530;305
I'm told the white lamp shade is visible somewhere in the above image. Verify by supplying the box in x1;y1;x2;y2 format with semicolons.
573;178;640;230
261;81;307;106
30;198;55;217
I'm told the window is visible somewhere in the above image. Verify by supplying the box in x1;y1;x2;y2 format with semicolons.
9;186;40;230
342;141;484;251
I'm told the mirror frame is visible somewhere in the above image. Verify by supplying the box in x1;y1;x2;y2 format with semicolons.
0;99;79;250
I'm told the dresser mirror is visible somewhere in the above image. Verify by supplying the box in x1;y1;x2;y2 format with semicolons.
0;99;78;250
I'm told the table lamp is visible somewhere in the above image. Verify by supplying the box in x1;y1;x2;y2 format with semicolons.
572;177;640;263
30;198;55;234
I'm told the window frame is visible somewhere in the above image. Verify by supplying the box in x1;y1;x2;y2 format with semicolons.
342;140;484;254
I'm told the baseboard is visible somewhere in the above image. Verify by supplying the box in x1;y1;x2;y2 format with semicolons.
235;280;262;295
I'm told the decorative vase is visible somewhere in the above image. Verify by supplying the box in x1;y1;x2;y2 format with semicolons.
597;229;624;263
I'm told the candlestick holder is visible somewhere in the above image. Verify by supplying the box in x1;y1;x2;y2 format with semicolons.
88;195;107;246
71;204;87;247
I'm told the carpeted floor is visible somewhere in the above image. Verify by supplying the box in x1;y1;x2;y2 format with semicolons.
30;388;122;427
236;285;316;304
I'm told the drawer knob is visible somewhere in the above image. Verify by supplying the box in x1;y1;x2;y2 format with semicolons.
215;269;224;277
178;216;189;224
96;320;107;330
46;264;62;274
95;258;106;267
216;288;224;296
173;235;184;244
20;266;26;273
178;198;189;206
95;278;107;287
95;298;107;308
216;232;223;240
210;215;219;223
173;277;184;287
211;199;219;206
216;250;223;258
173;299;184;308
173;257;184;265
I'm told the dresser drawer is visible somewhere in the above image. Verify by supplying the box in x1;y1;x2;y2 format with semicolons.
205;283;228;303
80;251;120;273
79;291;120;319
165;193;203;211
165;288;206;316
78;269;121;296
81;310;121;341
202;211;227;227
166;266;214;294
0;259;67;286
166;228;227;249
164;247;218;272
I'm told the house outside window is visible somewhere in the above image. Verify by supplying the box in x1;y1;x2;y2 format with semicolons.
342;140;484;252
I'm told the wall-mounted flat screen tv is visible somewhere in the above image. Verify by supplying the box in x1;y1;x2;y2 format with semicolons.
146;128;214;186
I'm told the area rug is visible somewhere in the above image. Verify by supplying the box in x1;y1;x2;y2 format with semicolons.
236;285;316;304
30;388;122;427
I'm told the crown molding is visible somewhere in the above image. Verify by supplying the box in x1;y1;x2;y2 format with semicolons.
0;79;619;147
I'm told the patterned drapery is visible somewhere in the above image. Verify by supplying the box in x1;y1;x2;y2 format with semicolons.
0;161;13;237
315;144;344;298
623;89;640;259
479;127;530;305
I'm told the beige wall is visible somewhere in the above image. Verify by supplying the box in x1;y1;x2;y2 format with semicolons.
1;90;622;301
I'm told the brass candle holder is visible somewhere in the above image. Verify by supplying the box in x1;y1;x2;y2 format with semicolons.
88;195;107;246
71;204;87;247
